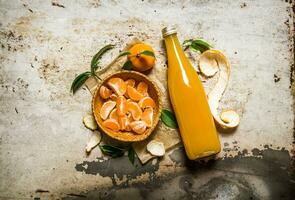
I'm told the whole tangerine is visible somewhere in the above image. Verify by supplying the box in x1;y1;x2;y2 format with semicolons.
127;43;155;72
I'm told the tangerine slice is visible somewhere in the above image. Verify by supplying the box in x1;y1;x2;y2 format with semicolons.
127;85;144;101
110;93;118;101
126;99;133;103
118;116;129;130
125;79;136;87
124;79;136;98
100;100;116;120
141;107;153;127
129;121;146;134
107;77;127;96
138;96;156;109
116;96;127;117
102;119;120;132
137;82;148;96
125;113;133;131
109;108;119;121
127;101;142;121
99;85;112;99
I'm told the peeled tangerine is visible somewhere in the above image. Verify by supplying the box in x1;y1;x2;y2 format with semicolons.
110;93;118;101
107;77;127;96
127;101;142;121
109;108;119;121
118;116;129;130
138;96;156;109
116;96;127;116
124;79;136;98
100;100;116;120
137;82;148;96
102;119;120;132
127;85;144;101
125;79;136;87
99;85;112;99
129;120;146;134
147;140;165;156
141;107;153;127
98;77;156;135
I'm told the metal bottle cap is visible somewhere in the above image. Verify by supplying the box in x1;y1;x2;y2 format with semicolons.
162;26;177;37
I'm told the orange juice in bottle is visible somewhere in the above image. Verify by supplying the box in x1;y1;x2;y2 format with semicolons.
162;26;221;160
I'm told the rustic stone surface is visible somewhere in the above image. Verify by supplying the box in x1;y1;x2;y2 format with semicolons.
0;0;294;199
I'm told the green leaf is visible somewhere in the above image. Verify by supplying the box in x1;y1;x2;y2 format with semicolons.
183;39;193;47
70;72;91;94
122;60;133;70
118;51;131;58
139;50;155;57
192;39;212;48
183;39;212;53
161;109;178;128
190;43;208;53
91;44;115;73
128;147;135;165
189;45;200;53
91;61;100;74
99;145;125;158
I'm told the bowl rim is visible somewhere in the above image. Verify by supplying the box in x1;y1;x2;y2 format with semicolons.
92;70;162;142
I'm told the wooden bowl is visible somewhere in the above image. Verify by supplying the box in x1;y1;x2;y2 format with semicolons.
92;71;162;142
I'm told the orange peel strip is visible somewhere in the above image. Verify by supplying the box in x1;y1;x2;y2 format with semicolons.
199;50;240;129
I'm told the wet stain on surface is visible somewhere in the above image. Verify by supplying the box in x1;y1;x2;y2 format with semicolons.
75;155;159;184
70;147;295;200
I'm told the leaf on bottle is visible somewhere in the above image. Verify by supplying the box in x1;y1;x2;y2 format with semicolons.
139;50;155;57
99;144;125;158
161;109;178;128
122;60;133;70
70;72;91;94
128;147;135;165
91;44;115;74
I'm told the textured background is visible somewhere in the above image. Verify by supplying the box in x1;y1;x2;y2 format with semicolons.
0;0;294;199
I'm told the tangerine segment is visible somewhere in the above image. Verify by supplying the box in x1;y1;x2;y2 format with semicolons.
118;116;129;130
100;101;116;120
127;85;144;101
107;77;127;96
125;113;133;131
116;96;127;117
138;97;156;109
130;121;146;134
110;93;118;101
125;79;136;87
137;82;148;96
99;86;112;99
124;79;136;98
127;101;142;121
109;108;119;121
129;121;147;134
102;119;120;132
127;43;155;72
141;107;153;127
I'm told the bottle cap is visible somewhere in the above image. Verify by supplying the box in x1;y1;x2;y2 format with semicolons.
162;26;177;37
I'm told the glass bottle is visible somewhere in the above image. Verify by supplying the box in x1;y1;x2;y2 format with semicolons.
162;26;221;160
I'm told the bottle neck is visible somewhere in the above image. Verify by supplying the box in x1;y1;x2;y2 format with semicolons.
164;33;181;50
164;33;187;68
